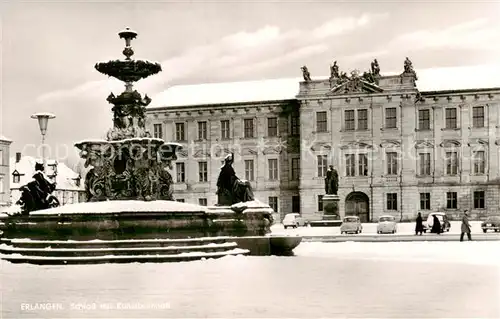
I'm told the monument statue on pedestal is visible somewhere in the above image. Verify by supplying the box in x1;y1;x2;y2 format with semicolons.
16;162;60;215
325;165;338;195
322;165;340;221
216;153;255;206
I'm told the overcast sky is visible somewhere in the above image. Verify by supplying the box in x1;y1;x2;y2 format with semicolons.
1;0;499;168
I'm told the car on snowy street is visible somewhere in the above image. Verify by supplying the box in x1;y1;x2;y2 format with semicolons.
377;215;398;234
340;216;362;234
282;213;307;229
481;215;500;233
423;212;451;233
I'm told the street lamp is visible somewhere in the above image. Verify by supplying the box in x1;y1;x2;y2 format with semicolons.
31;112;56;172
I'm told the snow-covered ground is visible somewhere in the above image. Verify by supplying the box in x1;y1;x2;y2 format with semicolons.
271;221;485;236
2;240;499;318
294;241;500;266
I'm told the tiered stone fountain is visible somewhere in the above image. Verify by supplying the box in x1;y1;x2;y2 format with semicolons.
0;28;301;264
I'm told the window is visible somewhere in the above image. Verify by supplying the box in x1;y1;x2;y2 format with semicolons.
418;109;430;130
419;153;431;176
386;193;397;210
244;119;254;138
317;195;324;211
13;174;20;183
176;199;185;203
153;123;163;139
221;120;230;139
198;161;208;182
0;176;3;193
386;152;398;175
358;154;368;176
345;154;355;176
268;196;278;212
446;192;457;209
244;160;254;181
316;111;327;132
291;158;300;181
176;163;185;183
267;117;278;137
357;109;368;130
445;108;457;129
268;159;278;180
317;155;328;177
292;196;300;213
473;191;485;209
198;121;207;140
420;193;430;210
198;198;207;206
0;149;3;165
472;106;484;128
291;114;300;136
473;151;485;175
385;108;397;129
344;110;355;131
445;151;458;175
175;123;185;141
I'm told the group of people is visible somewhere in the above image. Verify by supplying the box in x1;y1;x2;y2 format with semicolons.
414;210;472;241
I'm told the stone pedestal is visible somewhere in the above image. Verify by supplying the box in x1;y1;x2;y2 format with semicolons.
323;194;340;219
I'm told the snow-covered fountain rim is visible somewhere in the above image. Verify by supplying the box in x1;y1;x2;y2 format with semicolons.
25;199;273;216
74;138;183;147
29;200;209;216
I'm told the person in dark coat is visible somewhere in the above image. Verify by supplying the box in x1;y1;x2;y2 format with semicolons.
415;212;424;235
431;215;442;234
460;210;472;241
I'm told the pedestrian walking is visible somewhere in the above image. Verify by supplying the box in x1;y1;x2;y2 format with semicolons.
460;210;472;241
431;215;441;234
415;212;424;235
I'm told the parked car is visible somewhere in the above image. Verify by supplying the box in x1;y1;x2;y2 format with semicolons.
340;216;362;234
377;215;398;234
481;216;500;233
423;212;451;233
283;213;307;229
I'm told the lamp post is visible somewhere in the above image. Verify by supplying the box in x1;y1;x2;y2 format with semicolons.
31;112;56;172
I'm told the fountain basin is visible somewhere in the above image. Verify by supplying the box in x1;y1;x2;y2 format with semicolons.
0;200;273;241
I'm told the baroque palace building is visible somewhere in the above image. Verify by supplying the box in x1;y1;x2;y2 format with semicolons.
145;59;500;222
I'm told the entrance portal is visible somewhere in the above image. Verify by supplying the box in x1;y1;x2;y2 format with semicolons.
345;192;370;223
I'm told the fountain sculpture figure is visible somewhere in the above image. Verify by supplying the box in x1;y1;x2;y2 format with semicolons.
75;28;181;202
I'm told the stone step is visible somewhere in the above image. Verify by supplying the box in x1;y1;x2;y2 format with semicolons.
0;242;239;257
0;248;249;265
0;236;232;249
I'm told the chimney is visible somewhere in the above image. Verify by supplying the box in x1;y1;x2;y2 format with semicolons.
15;152;21;163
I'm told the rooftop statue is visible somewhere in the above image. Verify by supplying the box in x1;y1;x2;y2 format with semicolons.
330;61;340;79
301;65;312;82
371;59;380;76
403;57;418;80
16;162;60;214
216;153;255;206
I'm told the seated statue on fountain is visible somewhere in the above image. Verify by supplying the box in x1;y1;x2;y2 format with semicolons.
16;162;60;215
216;153;254;206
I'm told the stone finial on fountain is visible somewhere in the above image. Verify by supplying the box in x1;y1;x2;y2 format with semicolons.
119;27;138;60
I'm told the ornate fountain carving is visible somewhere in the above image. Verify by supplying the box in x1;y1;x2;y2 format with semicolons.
75;27;181;202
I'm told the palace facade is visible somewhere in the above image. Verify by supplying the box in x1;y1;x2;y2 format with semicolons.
145;61;500;221
0;135;12;206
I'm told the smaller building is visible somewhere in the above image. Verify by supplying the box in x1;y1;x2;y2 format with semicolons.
10;153;86;205
0;135;13;206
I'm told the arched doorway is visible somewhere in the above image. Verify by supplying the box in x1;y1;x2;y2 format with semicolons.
345;192;370;223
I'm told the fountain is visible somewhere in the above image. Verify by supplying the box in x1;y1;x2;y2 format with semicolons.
0;28;301;264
